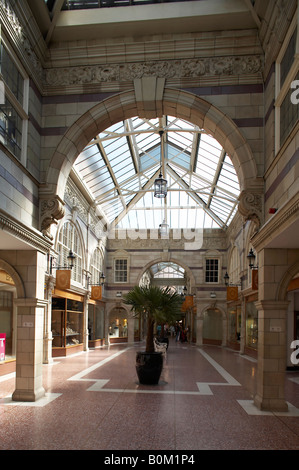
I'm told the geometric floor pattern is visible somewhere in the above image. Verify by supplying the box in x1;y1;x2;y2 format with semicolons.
1;340;299;450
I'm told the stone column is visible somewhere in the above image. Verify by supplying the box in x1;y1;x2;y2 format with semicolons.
13;298;47;401
43;275;55;364
254;300;289;412
12;250;47;402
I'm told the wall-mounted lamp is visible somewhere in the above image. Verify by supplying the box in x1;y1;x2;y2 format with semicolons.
224;271;230;286
116;291;122;298
88;272;106;287
210;292;216;299
50;250;75;275
224;272;242;287
247;248;258;269
180;285;188;300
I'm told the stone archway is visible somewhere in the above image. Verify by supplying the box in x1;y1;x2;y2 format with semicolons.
197;303;227;347
0;259;25;298
40;85;260;239
136;256;196;291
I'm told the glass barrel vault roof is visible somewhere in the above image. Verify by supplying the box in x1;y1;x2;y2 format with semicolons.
74;116;240;230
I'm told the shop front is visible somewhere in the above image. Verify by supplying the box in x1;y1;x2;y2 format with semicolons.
108;306;128;343
227;303;241;350
202;307;222;345
245;293;258;357
88;300;105;347
51;290;84;356
0;270;16;374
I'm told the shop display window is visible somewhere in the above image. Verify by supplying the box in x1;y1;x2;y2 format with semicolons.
88;303;104;341
52;296;83;349
228;305;241;343
109;308;127;338
246;301;258;350
0;291;13;357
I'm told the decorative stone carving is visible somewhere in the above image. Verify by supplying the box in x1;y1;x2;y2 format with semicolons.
238;188;264;230
45;55;263;87
40;196;65;240
0;0;43;80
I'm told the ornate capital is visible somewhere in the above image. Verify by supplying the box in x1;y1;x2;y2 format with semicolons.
40;195;65;240
238;185;264;230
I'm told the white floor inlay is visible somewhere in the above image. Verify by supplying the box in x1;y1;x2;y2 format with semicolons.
238;400;299;416
1;392;62;407
196;348;241;395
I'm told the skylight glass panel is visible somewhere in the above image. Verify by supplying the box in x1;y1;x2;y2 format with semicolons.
167;144;190;170
74;115;240;231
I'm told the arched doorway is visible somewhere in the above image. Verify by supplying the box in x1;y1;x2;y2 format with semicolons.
202;307;223;345
108;305;128;343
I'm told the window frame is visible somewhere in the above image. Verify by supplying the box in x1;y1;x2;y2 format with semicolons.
275;11;299;152
205;257;219;284
57;220;83;285
0;36;29;165
114;256;129;283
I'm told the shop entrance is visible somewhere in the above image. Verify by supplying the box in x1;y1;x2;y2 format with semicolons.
108;307;128;343
202;308;222;345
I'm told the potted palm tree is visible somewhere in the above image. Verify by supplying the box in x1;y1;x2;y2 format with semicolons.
123;285;183;384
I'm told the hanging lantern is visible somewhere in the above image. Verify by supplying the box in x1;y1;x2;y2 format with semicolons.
159;219;169;236
154;130;167;198
154;172;167;198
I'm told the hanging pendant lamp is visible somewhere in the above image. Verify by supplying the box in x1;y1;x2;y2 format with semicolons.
154;130;167;198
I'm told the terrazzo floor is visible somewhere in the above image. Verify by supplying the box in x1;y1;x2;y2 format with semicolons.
0;339;299;452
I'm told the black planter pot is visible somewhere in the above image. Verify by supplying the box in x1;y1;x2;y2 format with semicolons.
136;351;163;385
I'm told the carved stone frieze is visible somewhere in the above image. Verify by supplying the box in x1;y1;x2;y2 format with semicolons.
45;55;263;87
40;196;65;240
0;0;43;81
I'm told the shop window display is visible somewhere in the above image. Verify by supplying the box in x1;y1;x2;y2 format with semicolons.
228;305;241;344
246;301;258;350
0;291;13;357
52;297;84;351
109;308;128;339
88;302;105;342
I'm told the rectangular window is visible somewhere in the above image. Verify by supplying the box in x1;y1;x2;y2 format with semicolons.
0;44;24;104
205;259;219;283
280;27;297;87
280;70;299;145
114;259;128;283
0;43;26;161
0;97;22;159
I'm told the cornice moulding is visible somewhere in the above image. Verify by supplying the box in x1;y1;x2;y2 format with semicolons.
0;209;52;253
251;192;299;251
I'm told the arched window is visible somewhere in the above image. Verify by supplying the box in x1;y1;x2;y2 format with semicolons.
90;247;103;284
58;221;82;284
229;246;240;285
